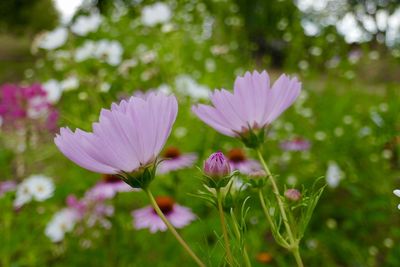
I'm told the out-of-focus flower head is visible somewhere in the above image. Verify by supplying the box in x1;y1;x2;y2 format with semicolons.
157;147;197;174
141;2;172;27
0;83;59;131
34;27;68;51
71;12;102;36
227;148;262;174
326;161;344;188
14;175;55;208
132;196;196;233
0;180;17;197
280;137;311;151
45;208;80;242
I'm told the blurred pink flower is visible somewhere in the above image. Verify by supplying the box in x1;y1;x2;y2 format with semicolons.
227;148;262;174
192;70;301;137
85;174;136;200
157;147;197;174
0;180;17;197
132;196;196;233
280;137;311;151
54;93;178;174
0;83;58;131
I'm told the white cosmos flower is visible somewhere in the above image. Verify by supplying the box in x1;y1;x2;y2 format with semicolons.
326;161;344;188
94;40;123;66
38;27;68;50
14;183;32;208
175;75;210;100
71;13;102;36
43;79;63;104
45;208;79;242
14;175;55;207
61;76;79;91
141;2;172;26
75;41;97;62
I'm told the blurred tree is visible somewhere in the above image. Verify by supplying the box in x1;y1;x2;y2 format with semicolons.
0;0;59;35
234;0;303;67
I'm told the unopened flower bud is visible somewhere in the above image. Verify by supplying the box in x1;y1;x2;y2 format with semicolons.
284;188;301;201
204;151;231;179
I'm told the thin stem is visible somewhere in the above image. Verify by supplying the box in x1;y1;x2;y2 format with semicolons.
144;189;206;267
293;248;304;267
242;246;252;267
216;189;234;266
256;149;304;267
258;189;290;248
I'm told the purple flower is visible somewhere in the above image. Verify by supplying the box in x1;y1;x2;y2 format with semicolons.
227;148;262;174
0;180;17;197
204;151;231;178
0;83;58;131
132;196;196;233
157;147;198;174
192;70;301;137
280;137;311;151
54;93;178;174
85;174;136;200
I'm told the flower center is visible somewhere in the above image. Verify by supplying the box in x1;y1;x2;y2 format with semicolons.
228;148;246;163
102;174;121;183
154;196;175;214
163;147;181;159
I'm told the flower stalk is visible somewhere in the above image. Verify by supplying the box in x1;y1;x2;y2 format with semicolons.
216;188;234;266
256;149;304;267
144;188;206;267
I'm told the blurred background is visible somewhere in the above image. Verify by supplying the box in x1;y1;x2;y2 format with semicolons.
0;0;399;266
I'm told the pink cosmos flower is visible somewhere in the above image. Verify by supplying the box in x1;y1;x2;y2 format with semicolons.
54;93;178;174
132;196;196;233
280;137;311;151
157;147;198;174
85;174;136;200
0;83;58;131
0;180;17;197
227;148;262;175
192;70;301;137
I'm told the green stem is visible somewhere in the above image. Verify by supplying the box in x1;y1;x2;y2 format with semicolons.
256;149;304;267
293;248;304;267
216;189;234;266
144;189;206;267
258;189;290;248
242;246;252;267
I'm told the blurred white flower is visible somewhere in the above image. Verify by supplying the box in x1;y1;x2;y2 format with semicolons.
74;40;123;66
326;161;344;188
157;84;171;94
94;40;123;66
45;208;79;242
140;50;157;64
118;58;138;75
37;28;68;50
14;175;55;207
71;13;102;36
141;2;172;26
75;41;97;62
43;80;63;104
175;75;210;100
61;76;79;91
393;190;400;210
